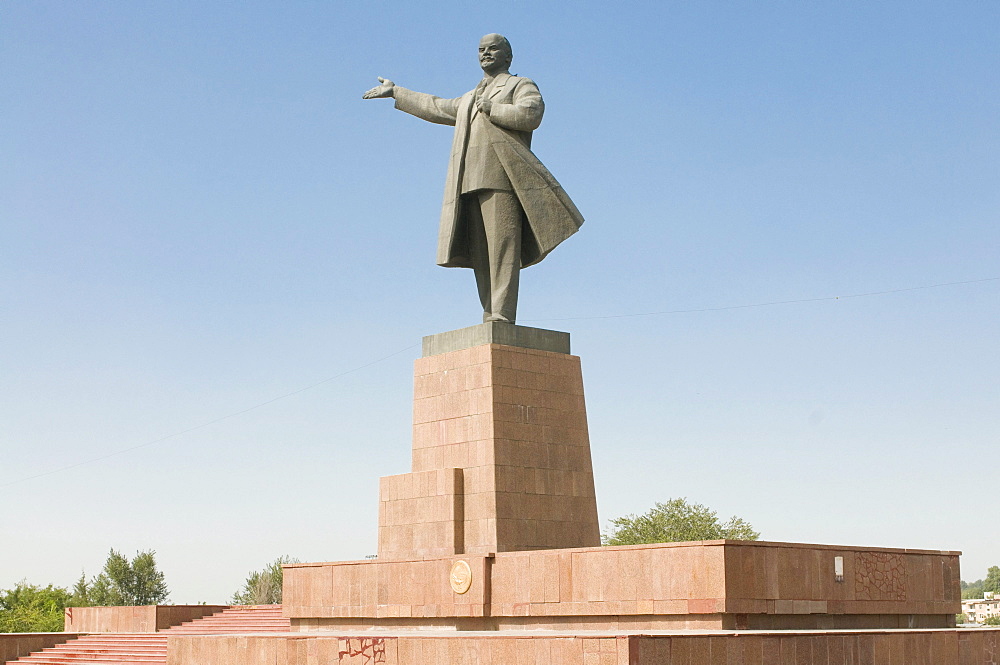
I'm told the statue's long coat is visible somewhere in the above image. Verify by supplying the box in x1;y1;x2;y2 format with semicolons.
393;74;584;268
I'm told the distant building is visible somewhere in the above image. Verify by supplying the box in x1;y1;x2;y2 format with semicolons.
963;592;999;624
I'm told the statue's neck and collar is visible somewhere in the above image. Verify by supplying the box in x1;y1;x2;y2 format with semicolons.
479;71;510;89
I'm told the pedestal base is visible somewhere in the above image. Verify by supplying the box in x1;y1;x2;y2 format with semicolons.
283;541;960;633
158;325;982;664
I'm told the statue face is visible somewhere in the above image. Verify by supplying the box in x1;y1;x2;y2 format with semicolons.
478;34;510;75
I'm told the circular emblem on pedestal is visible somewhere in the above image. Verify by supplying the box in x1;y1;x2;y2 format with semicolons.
450;559;473;594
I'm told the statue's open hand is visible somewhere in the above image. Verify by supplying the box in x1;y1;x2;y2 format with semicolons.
363;77;395;99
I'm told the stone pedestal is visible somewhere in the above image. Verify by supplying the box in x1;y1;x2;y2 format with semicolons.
282;541;961;632
377;323;600;559
281;326;962;636
164;323;986;665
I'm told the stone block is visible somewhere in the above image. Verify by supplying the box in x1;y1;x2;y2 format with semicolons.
422;323;570;356
379;335;600;559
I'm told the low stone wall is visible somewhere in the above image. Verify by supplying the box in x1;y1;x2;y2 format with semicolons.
166;628;1000;665
285;556;491;623
64;605;228;633
284;541;961;631
0;633;79;664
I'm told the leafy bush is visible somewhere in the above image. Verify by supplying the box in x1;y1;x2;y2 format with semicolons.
231;556;299;605
0;582;71;633
1;548;170;632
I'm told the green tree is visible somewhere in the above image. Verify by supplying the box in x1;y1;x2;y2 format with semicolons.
602;497;760;546
68;572;92;608
984;615;1000;626
962;579;985;600
130;551;169;605
984;566;1000;594
231;556;299;605
89;549;169;606
0;582;71;633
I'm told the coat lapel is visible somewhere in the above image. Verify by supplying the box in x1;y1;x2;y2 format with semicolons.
460;89;476;122
487;73;511;100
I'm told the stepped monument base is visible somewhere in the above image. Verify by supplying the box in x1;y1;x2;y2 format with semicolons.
163;324;987;665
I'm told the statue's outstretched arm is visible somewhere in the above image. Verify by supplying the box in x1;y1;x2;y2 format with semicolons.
392;88;462;127
363;76;461;127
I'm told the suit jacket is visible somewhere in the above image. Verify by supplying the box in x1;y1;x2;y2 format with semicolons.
393;73;584;268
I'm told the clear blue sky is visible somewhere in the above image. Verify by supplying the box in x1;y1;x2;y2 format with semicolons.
2;1;997;603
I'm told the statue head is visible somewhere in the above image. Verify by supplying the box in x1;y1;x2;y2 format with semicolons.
479;33;512;75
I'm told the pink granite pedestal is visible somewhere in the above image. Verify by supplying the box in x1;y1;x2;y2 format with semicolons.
378;335;600;560
282;327;961;636
283;540;960;632
164;325;991;665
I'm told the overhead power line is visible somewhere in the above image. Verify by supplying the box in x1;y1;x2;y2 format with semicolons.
0;343;418;490
3;275;996;489
527;276;1000;322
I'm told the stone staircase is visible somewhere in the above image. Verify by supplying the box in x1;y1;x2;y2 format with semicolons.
11;605;289;664
159;605;288;635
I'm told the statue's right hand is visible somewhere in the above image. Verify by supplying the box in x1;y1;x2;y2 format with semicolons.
362;77;395;99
